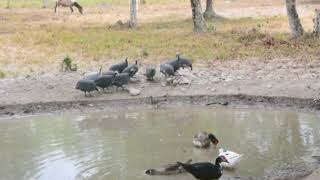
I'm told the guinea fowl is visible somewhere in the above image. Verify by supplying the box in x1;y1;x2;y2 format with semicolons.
179;56;193;70
75;80;98;97
102;70;117;76
112;72;130;90
160;63;175;77
166;54;181;72
122;60;139;77
83;67;102;81
145;67;156;81
177;156;228;180
193;132;219;148
94;74;115;92
109;57;128;73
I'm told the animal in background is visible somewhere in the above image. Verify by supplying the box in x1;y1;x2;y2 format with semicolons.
54;0;83;14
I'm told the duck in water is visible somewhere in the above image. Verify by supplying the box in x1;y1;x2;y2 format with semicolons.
193;132;219;148
177;156;228;180
145;159;192;175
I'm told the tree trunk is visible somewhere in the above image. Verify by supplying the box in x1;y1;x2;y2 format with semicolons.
203;0;216;18
42;0;48;8
190;0;206;33
140;0;146;5
285;0;303;38
313;9;320;37
129;0;138;28
6;0;10;9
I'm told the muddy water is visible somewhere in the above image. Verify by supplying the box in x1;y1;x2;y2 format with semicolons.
0;108;320;180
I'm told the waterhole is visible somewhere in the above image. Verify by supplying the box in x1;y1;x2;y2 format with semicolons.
0;107;319;180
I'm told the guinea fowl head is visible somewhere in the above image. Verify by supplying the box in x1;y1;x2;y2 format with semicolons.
215;156;228;165
208;133;219;146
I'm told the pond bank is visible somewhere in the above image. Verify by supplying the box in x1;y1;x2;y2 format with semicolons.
1;94;320;117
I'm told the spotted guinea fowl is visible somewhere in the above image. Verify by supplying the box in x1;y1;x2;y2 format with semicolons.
83;67;102;81
109;57;128;73
160;63;174;77
166;54;181;72
145;159;192;176
144;67;156;81
179;56;193;70
193;132;219;148
94;74;115;92
102;70;117;76
177;156;228;180
75;80;98;97
112;72;130;90
122;60;139;77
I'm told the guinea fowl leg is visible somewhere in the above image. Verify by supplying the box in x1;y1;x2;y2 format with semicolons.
84;91;87;97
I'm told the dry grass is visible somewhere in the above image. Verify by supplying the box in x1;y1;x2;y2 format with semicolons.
0;0;320;76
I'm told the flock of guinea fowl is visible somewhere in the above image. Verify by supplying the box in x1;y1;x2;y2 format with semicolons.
75;55;242;180
75;54;192;96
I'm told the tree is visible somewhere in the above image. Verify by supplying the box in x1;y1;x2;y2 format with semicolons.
285;0;303;38
42;0;48;8
313;9;320;37
129;0;138;28
203;0;216;19
6;0;10;9
140;0;146;5
190;0;206;33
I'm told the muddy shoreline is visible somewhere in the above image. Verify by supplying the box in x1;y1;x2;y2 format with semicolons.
1;94;320;117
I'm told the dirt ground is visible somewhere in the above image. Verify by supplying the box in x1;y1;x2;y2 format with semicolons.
1;57;319;107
